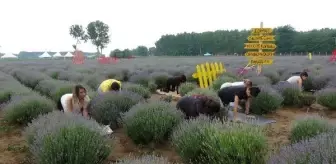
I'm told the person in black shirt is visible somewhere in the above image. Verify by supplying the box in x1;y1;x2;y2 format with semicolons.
176;94;221;119
218;81;260;121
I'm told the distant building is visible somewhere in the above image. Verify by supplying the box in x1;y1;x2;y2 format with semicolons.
1;52;18;59
39;52;52;58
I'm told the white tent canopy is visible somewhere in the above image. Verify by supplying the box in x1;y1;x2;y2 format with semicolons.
204;52;212;56
1;53;18;59
53;52;62;58
39;52;51;58
64;52;73;57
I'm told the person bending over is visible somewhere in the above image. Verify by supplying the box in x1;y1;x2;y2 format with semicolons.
220;79;251;89
57;85;91;118
97;79;121;94
278;71;308;90
164;74;187;94
176;94;221;119
218;81;260;121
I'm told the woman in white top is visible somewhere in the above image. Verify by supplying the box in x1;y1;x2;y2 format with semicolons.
220;79;250;89
57;85;91;118
277;71;308;90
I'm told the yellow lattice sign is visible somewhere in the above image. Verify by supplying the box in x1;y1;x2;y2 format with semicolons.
192;62;226;88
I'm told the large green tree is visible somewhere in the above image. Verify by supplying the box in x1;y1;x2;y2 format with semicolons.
87;20;110;55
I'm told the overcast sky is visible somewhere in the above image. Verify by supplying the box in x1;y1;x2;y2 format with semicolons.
0;0;334;54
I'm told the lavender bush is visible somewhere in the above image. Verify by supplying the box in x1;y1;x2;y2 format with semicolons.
114;155;173;164
122;102;184;145
250;86;283;114
171;116;225;164
89;91;143;129
268;132;336;164
13;69;51;89
263;69;280;84
3;95;55;125
179;82;198;96
57;70;85;82
249;75;272;86
150;72;170;89
24;111;110;164
129;72;151;87
123;83;151;99
85;74;105;90
274;83;301;106
211;75;239;91
316;88;336;109
202;123;268;164
290;116;334;143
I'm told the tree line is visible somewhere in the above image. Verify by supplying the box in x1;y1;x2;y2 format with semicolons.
70;22;336;57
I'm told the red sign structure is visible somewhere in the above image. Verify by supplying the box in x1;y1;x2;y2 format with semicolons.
72;50;85;64
98;56;119;64
330;49;336;62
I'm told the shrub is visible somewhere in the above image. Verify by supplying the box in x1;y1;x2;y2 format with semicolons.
57;70;85;82
123;83;151;99
85;74;105;90
290;117;334;143
263;70;280;84
13;70;51;89
123;102;184;145
147;80;158;93
203;123;268;164
298;93;316;106
150;72;170;89
275;83;301;106
89;91;143;129
171;116;224;164
0;91;11;104
316;88;336;109
211;75;238;91
24;111;110;164
251;86;283;114
179;82;197;96
129;73;151;87
115;155;172;164
268;132;336;164
249;76;272;86
4;95;54;125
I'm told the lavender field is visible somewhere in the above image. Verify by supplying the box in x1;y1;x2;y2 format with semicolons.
1;56;336;164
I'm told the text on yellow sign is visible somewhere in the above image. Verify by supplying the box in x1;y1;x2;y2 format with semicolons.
244;52;275;57
247;35;275;41
249;59;273;65
250;28;273;35
244;43;277;50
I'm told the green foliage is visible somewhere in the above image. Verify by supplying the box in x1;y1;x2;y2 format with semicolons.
298;93;316;107
40;126;110;164
89;91;143;129
147;81;158;93
115;155;172;164
211;75;238;91
171;116;222;164
186;88;218;99
87;20;110;54
179;82;197;96
123;83;151;99
0;91;11;104
281;86;302;106
251;86;283;114
263;70;280;84
69;24;88;44
155;25;336;55
150;72;169;89
316;88;336;109
203;124;268;164
4;95;54;125
123;102;184;145
290;117;334;143
171;116;267;164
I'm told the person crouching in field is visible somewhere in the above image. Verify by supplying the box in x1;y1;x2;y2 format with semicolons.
176;94;221;119
57;85;91;118
97;79;121;94
220;79;251;89
163;74;187;94
277;71;308;91
218;81;260;121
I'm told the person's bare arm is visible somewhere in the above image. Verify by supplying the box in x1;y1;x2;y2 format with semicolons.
66;98;73;113
298;79;303;91
233;95;239;121
245;97;251;115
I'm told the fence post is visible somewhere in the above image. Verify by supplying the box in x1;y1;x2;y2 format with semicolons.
200;64;208;88
210;62;217;81
195;65;204;88
205;62;213;86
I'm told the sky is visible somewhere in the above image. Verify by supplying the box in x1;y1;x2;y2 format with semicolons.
0;0;334;54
